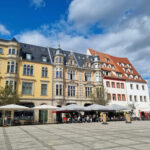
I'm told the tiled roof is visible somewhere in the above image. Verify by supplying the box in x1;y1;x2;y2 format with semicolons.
49;47;95;68
20;43;51;64
88;48;146;83
19;42;95;67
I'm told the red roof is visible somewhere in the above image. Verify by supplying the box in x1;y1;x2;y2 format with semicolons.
88;48;146;83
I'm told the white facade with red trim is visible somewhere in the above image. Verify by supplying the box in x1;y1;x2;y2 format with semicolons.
103;77;127;106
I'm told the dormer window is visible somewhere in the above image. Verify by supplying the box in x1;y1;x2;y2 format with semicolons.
26;53;31;60
55;57;62;63
42;56;47;62
105;58;109;62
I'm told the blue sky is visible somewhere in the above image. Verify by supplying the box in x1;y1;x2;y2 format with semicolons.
0;0;71;36
0;0;150;92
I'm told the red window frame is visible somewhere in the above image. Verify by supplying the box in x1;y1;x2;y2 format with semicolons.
106;81;110;87
122;94;126;101
116;82;120;88
118;94;121;101
121;83;124;89
112;82;115;88
112;94;116;101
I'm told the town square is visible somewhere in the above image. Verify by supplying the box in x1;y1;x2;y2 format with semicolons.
1;121;150;150
0;0;150;149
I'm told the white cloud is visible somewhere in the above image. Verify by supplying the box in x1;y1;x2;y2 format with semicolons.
16;0;150;94
68;0;136;29
0;24;10;35
15;30;51;47
30;0;45;8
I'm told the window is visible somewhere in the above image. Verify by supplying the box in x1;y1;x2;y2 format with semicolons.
7;61;16;73
118;94;121;101
8;49;11;54
42;56;47;62
41;84;47;96
144;96;147;102
105;58;109;62
106;81;110;87
130;95;132;101
11;62;15;73
12;49;15;54
95;64;98;68
130;84;133;89
56;84;63;96
85;72;91;81
107;93;111;100
85;87;92;97
112;94;116;101
26;53;31;60
122;95;126;101
56;57;62;63
121;83;124;89
142;85;145;90
42;67;48;77
67;70;75;80
56;68;63;78
134;95;137;102
112;82;115;88
0;48;3;54
136;84;139;90
106;71;110;76
22;82;33;95
56;57;59;63
116;83;120;88
68;85;75;97
5;80;17;90
140;96;143;102
23;65;34;76
96;88;103;98
96;73;101;82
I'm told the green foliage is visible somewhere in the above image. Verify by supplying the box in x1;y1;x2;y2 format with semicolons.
0;85;19;105
90;86;109;106
128;103;136;115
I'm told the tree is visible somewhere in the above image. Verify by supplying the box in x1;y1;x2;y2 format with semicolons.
90;86;109;106
0;85;19;105
128;103;136;116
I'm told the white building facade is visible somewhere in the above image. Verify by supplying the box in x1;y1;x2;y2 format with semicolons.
103;78;127;106
88;48;150;117
126;81;150;117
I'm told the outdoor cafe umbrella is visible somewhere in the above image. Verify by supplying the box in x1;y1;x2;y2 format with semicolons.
84;104;110;111
0;104;29;110
107;104;131;111
0;104;29;125
33;104;58;110
56;104;85;111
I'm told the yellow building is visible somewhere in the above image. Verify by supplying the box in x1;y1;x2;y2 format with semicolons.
0;38;104;108
0;39;53;107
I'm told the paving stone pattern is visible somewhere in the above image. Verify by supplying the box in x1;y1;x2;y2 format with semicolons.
1;121;150;150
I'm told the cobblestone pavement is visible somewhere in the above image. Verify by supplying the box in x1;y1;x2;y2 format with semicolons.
1;121;150;150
